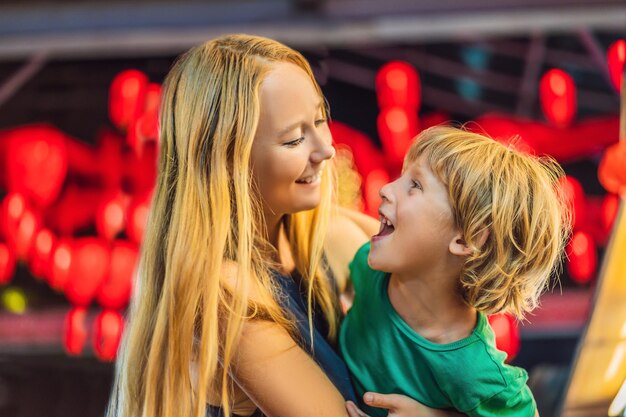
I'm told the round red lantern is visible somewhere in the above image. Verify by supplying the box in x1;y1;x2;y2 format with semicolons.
540;69;576;128
28;228;56;280
558;176;587;231
109;70;149;131
488;313;520;363
64;238;111;306
0;242;16;285
364;169;390;218
126;192;153;244
5;126;68;208
96;191;129;241
64;307;88;356
607;39;626;93
598;141;626;196
376;61;420;109
601;194;620;234
93;309;124;361
96;240;139;310
50;238;74;290
12;206;42;261
377;106;418;169
566;231;597;284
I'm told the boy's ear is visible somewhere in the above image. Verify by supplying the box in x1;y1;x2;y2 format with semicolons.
449;229;489;257
449;233;473;257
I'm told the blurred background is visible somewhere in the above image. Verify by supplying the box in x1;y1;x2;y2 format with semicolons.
0;1;625;416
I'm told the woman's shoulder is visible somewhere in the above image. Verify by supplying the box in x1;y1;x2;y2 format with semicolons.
324;206;378;291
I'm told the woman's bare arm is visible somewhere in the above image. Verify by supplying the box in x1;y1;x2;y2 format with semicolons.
232;319;350;417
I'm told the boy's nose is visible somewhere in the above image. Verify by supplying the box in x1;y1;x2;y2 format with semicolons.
379;182;393;203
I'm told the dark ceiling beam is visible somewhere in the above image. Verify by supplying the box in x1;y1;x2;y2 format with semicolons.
0;1;624;59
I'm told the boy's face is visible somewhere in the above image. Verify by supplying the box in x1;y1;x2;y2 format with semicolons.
369;156;460;275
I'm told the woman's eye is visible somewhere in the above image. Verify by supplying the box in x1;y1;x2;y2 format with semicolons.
314;118;327;127
283;137;305;147
411;180;423;191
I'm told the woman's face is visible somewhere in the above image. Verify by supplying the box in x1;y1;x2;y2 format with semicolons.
251;62;335;217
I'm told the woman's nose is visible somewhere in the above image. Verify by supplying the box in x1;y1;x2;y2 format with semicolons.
311;140;335;164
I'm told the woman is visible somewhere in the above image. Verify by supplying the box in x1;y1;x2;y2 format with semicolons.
106;34;459;417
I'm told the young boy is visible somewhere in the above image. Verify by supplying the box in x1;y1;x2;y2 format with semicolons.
340;126;570;417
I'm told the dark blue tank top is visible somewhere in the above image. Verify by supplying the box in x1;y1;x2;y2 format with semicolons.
206;270;356;417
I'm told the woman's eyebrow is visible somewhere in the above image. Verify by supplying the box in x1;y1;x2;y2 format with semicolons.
277;100;326;137
278;121;301;137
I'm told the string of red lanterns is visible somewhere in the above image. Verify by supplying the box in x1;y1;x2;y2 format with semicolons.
0;40;624;361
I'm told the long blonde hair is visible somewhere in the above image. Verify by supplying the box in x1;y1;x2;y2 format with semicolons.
406;126;571;319
107;34;338;417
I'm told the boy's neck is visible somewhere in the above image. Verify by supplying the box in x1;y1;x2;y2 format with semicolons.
387;269;478;344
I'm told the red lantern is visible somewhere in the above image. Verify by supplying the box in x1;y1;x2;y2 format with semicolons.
126;143;158;195
329;122;386;181
96;191;129;241
566;231;597;284
377;106;419;169
64;307;88;356
109;70;149;131
540;69;576;128
5;125;68;208
93;309;124;361
0;242;16;285
128;83;161;157
96;240;138;309
598;141;626;196
607;40;626;93
45;185;102;236
488;313;520;363
364;169;390;218
601;194;620;234
1;193;26;240
126;192;153;244
421;111;450;130
64;238;111;306
7;204;42;261
558;176;587;231
96;131;125;191
376;61;420;109
50;238;74;290
28;228;56;280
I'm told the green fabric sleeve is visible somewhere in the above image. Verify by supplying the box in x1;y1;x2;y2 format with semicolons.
466;378;536;417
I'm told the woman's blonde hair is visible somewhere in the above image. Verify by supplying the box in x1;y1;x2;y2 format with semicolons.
406;125;571;320
107;34;338;417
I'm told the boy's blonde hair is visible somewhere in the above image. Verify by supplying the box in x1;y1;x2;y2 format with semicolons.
406;125;571;320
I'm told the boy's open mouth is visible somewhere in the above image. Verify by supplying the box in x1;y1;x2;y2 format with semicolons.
375;213;395;237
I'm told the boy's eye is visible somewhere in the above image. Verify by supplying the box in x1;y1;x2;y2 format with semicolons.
283;137;305;147
411;180;423;191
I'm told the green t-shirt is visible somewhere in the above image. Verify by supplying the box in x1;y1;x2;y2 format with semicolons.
339;242;536;417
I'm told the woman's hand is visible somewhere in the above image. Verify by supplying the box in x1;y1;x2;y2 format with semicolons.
346;392;466;417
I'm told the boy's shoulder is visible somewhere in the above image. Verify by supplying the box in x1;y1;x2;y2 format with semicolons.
348;241;384;292
433;315;535;416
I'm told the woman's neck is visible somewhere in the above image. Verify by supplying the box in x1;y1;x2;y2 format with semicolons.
264;211;283;249
263;211;295;274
